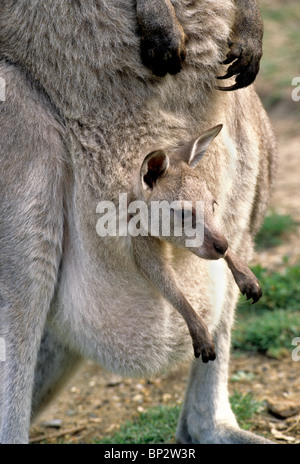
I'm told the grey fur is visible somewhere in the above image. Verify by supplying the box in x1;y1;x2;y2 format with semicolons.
0;0;276;443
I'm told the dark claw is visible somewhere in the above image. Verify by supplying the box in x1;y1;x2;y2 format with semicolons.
216;83;242;92
217;35;262;91
194;347;201;359
222;55;238;65
242;282;262;305
209;351;216;362
217;70;235;80
251;286;263;304
201;352;209;363
193;343;216;362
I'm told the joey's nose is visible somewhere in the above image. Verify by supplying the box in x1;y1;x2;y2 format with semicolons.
213;237;228;256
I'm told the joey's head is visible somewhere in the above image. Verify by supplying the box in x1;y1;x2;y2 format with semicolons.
131;124;228;260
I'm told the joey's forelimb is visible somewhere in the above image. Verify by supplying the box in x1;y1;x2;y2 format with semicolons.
132;235;216;362
224;250;262;303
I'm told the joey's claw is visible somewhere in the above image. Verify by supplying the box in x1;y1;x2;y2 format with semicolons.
251;285;263;304
193;341;216;363
243;281;262;304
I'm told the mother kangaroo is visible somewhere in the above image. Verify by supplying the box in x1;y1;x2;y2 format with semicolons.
0;0;276;444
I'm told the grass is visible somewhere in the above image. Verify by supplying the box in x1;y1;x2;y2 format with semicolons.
94;405;181;444
233;261;300;358
233;308;300;358
233;210;300;358
229;392;264;430
238;262;300;314
95;393;264;444
254;211;297;250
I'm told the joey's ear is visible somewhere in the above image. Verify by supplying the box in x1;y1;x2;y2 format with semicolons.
188;124;223;168
140;150;170;190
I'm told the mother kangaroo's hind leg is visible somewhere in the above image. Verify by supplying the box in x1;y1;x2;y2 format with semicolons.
0;62;66;443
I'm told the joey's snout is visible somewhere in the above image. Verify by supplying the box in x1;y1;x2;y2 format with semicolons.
194;228;228;260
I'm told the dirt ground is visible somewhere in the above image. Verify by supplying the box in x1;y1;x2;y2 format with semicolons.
28;97;300;445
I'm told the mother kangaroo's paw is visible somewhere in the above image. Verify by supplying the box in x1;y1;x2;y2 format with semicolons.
216;35;262;91
217;0;263;91
140;21;187;77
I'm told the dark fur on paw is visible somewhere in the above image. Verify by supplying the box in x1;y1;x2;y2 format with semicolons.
216;38;262;91
140;26;187;77
193;340;216;363
217;0;263;91
241;278;262;304
234;268;262;304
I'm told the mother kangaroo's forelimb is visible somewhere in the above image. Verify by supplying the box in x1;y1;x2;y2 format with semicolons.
136;0;187;77
136;0;263;89
217;0;264;90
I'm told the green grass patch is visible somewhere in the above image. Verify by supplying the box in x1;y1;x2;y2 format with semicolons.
230;392;264;430
233;309;300;358
94;392;264;444
94;405;181;444
255;212;297;250
235;260;300;357
238;262;300;313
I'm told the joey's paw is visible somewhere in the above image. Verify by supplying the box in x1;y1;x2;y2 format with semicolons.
239;275;262;304
193;339;216;363
140;24;187;77
217;26;263;91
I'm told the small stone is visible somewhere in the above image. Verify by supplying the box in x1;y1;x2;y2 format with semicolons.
105;375;123;387
70;386;79;394
132;394;143;403
89;417;102;423
267;398;300;419
42;419;62;429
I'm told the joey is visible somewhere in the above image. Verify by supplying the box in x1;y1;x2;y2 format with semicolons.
131;125;262;361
